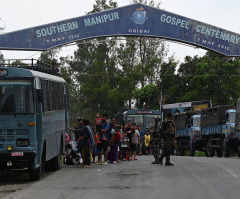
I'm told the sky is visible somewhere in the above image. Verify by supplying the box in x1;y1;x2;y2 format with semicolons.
0;0;240;63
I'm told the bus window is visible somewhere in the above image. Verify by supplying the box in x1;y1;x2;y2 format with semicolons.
0;80;34;114
127;115;144;128
145;115;160;128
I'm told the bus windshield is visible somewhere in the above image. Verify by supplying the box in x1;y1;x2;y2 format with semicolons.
0;80;34;114
127;115;144;128
145;115;160;129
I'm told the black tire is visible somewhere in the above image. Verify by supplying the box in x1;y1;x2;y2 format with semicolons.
238;146;240;158
223;138;230;157
205;151;209;157
28;151;45;181
216;148;223;157
178;148;185;156
188;140;195;156
206;139;214;157
52;143;63;171
177;140;185;156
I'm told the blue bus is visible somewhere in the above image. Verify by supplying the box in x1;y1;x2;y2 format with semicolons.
0;60;69;180
115;109;161;133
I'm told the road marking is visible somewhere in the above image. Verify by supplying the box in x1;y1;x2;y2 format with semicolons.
225;169;238;178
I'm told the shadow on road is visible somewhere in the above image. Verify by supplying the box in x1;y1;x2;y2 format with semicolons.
0;170;53;198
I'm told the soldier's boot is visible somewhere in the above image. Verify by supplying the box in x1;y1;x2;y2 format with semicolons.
152;160;162;164
165;155;174;166
152;156;163;165
165;162;174;166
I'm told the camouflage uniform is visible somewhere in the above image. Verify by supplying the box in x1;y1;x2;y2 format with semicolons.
153;122;161;163
152;118;161;164
159;117;176;166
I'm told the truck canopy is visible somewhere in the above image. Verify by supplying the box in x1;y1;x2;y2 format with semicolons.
201;105;234;127
174;111;200;130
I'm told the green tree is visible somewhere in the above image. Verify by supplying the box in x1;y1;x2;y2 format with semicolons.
183;52;240;105
39;49;62;65
159;56;179;104
134;84;160;109
66;0;122;120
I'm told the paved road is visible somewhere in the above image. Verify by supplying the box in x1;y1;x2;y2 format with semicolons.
1;155;240;199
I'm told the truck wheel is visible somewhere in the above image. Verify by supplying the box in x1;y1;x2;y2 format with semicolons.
206;139;214;157
205;151;209;157
223;138;230;157
216;148;223;157
177;143;184;156
188;141;195;156
179;148;185;156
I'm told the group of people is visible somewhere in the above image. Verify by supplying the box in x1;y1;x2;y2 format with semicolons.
68;112;176;168
68;113;145;168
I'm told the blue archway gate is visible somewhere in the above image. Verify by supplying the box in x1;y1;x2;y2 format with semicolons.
0;3;240;56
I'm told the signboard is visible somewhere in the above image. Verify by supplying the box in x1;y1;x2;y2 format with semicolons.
0;3;240;56
136;110;153;114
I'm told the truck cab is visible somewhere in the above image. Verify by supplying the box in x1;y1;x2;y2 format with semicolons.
187;113;202;156
188;115;201;141
222;109;236;141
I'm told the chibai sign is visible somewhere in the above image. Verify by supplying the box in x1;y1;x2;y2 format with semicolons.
0;3;240;56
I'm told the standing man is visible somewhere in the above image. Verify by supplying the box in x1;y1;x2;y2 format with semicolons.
159;113;176;166
152;116;162;164
132;123;140;160
77;119;92;168
125;120;133;160
96;114;110;165
51;62;61;76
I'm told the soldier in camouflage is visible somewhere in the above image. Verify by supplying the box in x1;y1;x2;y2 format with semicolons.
159;113;176;166
152;116;162;164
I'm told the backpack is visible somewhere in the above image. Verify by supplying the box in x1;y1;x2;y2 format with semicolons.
114;131;122;142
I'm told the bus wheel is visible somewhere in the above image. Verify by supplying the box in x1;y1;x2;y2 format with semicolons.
52;143;63;171
223;138;230;157
188;140;195;156
28;152;45;181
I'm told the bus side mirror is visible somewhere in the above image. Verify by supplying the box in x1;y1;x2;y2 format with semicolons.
37;89;43;103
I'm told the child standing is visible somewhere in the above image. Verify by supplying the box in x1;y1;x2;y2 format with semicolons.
144;131;151;155
92;128;99;163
